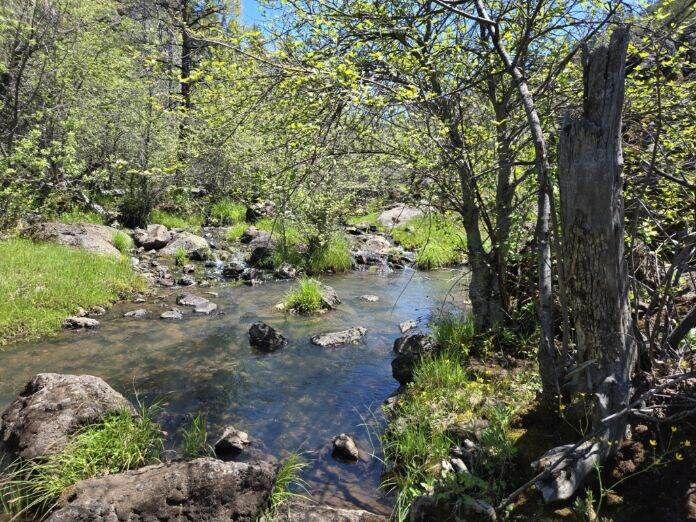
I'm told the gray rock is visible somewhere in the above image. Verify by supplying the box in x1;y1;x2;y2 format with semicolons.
89;306;106;316
245;201;275;223
332;433;361;462
377;204;423;228
391;333;436;385
399;319;417;333
248;244;274;268
311;327;366;347
223;259;246;279
27;222;122;256
362;234;392;255
177;293;210;308
360;294;379;302
450;457;468;474
63;316;100;329
194;301;218;314
124;309;147;318
275;262;297;279
133;224;172;250
318;283;341;309
178;275;196;286
47;458;276;522
249;322;287;352
214;426;251;459
160;309;183;320
271;502;387;521
160;232;210;260
0;373;135;459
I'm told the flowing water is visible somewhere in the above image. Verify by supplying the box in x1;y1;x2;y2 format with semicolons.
0;268;468;515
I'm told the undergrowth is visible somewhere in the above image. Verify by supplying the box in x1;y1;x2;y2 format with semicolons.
181;413;210;458
57;209;104;225
150;209;203;231
306;234;352;274
0;405;163;519
0;238;145;346
208;199;246;226
265;453;307;517
284;277;324;314
392;214;466;269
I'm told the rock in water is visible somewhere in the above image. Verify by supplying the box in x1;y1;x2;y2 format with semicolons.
332;433;361;462
271;502;388;521
124;308;147;318
399;319;417;333
360;295;379;302
391;333;436;385
63;316;100;329
214;426;251;460
194;301;218;314
0;373;135;459
160;309;183;320
132;224;171;250
47;458;276;521
311;327;366;347
249;322;287;352
318;283;340;309
177;293;210;308
160;232;210;260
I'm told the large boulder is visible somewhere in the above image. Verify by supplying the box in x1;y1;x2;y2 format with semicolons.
391;334;437;385
26;222;122;256
272;502;387;521
133;224;172;250
377;204;423;228
0;373;135;459
160;232;210;260
47;458;276;522
311;327;366;347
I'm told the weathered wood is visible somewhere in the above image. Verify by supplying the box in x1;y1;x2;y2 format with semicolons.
535;26;635;502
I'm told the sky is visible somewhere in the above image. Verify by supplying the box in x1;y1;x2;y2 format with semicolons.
240;0;263;26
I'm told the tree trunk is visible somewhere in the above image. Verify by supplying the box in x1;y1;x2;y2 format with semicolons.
534;26;635;503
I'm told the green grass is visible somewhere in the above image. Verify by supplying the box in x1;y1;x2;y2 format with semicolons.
284;277;324;314
57;209;104;225
181;414;210;459
266;453;307;517
431;312;476;357
150;209;203;231
381;347;538;520
306;234;352;274
112;231;133;254
173;247;188;266
0;405;163;519
346;211;381;228
392;214;466;269
225;222;249;242
0;238;146;346
208;199;246;226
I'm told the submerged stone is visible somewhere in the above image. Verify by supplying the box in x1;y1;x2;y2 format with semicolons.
310;327;366;347
249;322;287;352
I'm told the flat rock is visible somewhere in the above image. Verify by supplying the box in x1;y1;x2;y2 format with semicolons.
47;458;276;522
271;502;387;521
160;309;183;320
249;322;287;352
0;373;135;459
124;308;147;318
311;327;366;347
160;232;210;260
360;294;379;302
63;316;100;329
362;234;392;255
377;204;423;228
26;222;122;256
194;301;218;314
177;293;210;308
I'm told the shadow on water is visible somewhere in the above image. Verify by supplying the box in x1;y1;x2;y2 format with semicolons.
0;267;469;514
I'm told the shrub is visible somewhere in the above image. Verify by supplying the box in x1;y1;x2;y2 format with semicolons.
306;235;352;274
392;214;466;269
0;238;145;346
284;277;324;314
0;406;163;519
173;247;188;266
112;231;133;254
181;414;209;459
208;200;246;226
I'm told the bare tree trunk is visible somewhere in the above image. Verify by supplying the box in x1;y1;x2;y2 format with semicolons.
534;26;635;503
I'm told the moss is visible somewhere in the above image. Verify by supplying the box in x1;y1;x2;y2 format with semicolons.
0;238;146;346
391;214;466;269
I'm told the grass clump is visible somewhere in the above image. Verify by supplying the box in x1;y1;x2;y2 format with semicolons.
381;347;537;520
173;247;188;267
0;406;163;519
57;209;104;224
431;312;476;357
225;222;249;242
112;231;133;254
208;199;246;226
266;453;307;517
0;238;145;346
150;209;203;231
283;277;324;314
181;413;210;458
306;235;352;274
392;214;466;269
346;211;381;228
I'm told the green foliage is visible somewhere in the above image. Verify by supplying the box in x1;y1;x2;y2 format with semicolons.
208;199;246;226
392;214;466;269
150;210;203;232
112;231;133;254
267;453;307;515
225;222;249;242
0;406;163;519
284;277;324;314
173;247;188;267
58;209;104;225
181;414;210;459
306;234;352;274
430;313;476;357
346;211;380;228
0;238;145;346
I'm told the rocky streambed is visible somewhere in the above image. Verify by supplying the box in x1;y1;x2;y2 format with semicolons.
0;268;468;517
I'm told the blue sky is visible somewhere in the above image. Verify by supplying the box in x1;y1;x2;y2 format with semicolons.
240;0;263;25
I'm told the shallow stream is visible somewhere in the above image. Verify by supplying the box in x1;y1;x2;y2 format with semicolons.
0;268;468;514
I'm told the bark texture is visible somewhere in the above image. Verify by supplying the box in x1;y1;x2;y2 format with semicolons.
535;26;635;502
